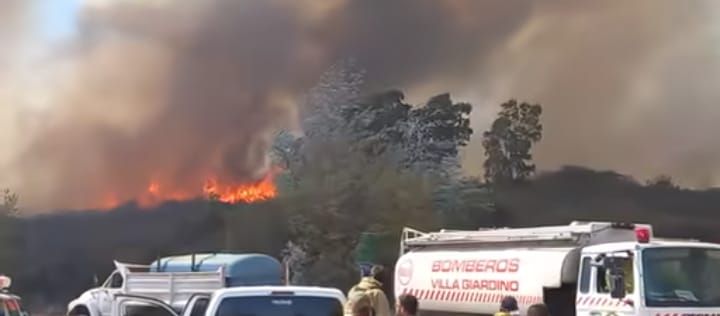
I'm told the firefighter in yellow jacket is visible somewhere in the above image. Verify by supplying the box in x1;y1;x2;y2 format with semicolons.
494;296;520;316
345;265;392;316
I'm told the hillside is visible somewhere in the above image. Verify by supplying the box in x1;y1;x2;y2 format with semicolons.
8;166;720;311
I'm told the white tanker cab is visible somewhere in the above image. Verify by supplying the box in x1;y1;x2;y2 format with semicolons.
394;221;720;316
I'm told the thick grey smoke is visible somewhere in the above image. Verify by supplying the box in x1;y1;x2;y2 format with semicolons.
3;0;720;211
460;0;720;187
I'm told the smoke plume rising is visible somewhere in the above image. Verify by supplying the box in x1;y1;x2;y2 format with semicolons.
2;0;720;211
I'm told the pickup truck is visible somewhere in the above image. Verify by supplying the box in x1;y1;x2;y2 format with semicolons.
68;253;283;316
0;276;30;316
112;286;346;316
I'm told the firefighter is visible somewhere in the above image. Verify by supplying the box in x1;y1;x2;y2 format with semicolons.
526;303;551;316
494;296;519;316
396;294;418;316
348;293;374;316
345;265;392;316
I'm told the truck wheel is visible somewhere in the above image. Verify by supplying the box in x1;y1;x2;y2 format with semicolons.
69;306;90;316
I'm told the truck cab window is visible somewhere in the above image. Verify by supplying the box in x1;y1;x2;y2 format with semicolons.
579;257;592;293
124;305;175;316
188;298;209;316
597;257;634;294
109;273;123;289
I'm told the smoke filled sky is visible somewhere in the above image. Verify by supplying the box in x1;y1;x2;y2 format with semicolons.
3;0;720;211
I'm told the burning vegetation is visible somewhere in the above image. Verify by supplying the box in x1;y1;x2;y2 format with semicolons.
203;172;278;204
99;172;278;209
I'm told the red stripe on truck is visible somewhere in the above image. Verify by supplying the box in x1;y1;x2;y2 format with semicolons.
399;288;545;305
577;296;630;307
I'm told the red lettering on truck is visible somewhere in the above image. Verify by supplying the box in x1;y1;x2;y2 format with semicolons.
505;259;517;272
463;279;519;291
431;258;519;273
432;278;519;291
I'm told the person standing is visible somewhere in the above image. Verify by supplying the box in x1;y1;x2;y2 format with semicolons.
396;294;418;316
526;303;551;316
345;265;392;316
494;296;519;316
348;293;374;316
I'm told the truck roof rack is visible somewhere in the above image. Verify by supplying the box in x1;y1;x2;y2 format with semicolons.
400;221;649;254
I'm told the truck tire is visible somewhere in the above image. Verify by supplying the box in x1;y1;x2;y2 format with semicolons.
69;306;90;316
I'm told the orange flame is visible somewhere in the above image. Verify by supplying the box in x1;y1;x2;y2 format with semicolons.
202;172;277;204
137;181;196;207
147;182;160;195
99;193;120;210
98;171;279;209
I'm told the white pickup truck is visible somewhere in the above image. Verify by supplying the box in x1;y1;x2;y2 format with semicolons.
68;261;225;316
68;253;284;316
0;275;30;316
111;286;346;316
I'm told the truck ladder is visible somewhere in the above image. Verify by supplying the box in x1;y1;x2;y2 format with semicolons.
400;221;642;254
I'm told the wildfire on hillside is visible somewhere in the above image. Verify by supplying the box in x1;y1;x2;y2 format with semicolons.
99;171;279;210
203;172;277;204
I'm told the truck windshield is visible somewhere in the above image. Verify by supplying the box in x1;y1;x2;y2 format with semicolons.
643;247;720;307
215;295;343;316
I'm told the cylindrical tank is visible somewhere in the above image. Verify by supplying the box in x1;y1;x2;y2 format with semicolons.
150;253;283;286
394;248;576;315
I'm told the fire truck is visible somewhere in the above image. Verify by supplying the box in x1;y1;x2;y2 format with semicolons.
394;221;720;316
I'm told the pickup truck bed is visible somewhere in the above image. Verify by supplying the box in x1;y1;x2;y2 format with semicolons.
118;262;224;310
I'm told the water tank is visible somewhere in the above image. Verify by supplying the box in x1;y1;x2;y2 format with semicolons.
150;253;283;286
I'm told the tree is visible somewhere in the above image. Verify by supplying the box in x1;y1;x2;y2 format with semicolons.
274;140;436;287
271;61;487;288
482;100;543;184
345;90;411;157
433;175;496;228
0;189;20;273
402;93;473;170
646;174;679;189
0;189;19;217
301;59;365;141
